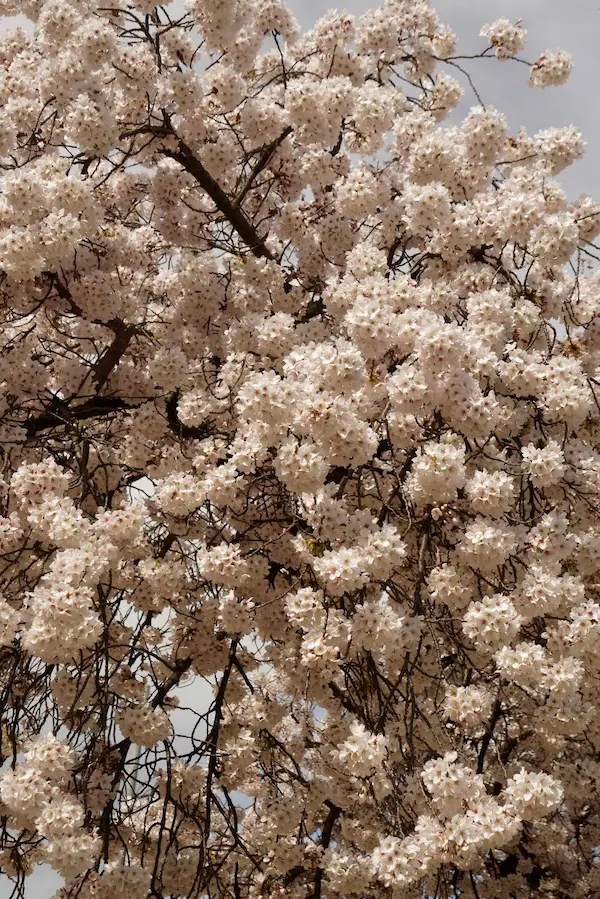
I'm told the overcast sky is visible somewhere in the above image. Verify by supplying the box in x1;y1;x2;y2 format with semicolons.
4;1;600;896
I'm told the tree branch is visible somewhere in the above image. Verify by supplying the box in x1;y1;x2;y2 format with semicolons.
165;389;213;440
161;139;275;260
23;396;136;438
233;126;292;210
308;805;341;899
22;389;214;442
93;323;138;391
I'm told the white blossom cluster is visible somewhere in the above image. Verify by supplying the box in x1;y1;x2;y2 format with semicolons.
0;736;100;879
0;1;597;898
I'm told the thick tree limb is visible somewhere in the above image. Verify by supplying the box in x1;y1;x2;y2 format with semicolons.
162;139;275;260
93;323;138;391
23;390;206;442
23;396;135;438
308;804;341;899
41;271;141;393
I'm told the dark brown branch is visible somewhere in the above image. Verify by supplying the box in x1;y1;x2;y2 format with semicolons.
297;297;324;324
413;529;429;616
233;126;292;210
40;271;141;392
477;698;502;774
308;805;341;899
119;124;171;140
205;638;239;837
152;656;193;709
328;679;359;715
165;389;212;440
23;396;136;438
93;323;138;391
161;139;275;259
330;125;344;157
282;803;342;894
22;389;211;442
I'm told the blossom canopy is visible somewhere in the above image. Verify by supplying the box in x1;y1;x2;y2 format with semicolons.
0;1;598;898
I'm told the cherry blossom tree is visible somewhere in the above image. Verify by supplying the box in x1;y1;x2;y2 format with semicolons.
0;1;599;897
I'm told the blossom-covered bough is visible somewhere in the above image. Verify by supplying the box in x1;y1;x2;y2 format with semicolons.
0;1;599;897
